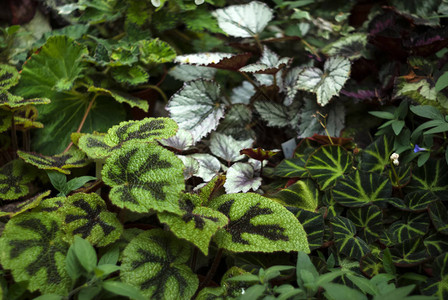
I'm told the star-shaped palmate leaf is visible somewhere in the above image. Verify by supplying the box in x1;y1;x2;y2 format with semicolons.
18;147;89;175
158;193;228;255
121;229;198;300
60;193;123;247
102;143;184;214
0;212;71;295
208;193;309;253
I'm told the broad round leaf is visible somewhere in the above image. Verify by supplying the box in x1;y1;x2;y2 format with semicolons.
404;159;448;201
331;216;370;260
294;208;325;250
188;153;221;182
102;143;184;214
159;129;194;152
388;213;430;244
169;65;216;82
224;162;262;193
0;159;35;200
210;132;253;163
269;179;320;211
208;193;310;253
0;64;20;89
347;205;383;243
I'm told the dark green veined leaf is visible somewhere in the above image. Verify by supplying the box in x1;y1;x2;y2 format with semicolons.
331;216;370;260
138;39;176;64
59;193;123;247
305;145;352;190
396;191;439;212
78;132;116;160
111;65;149;86
208;193;309;253
197;266;251;299
321;33;368;60
404;159;448;201
268;179;320;211
254;100;300;128
212;2;273;38
17;147;89;175
429;201;448;235
273;158;308;178
359;135;394;174
224;162;262;193
157;193;228;255
0;191;50;217
295;56;351;106
388;213;430;243
0;64;19;89
390;237;429;266
0;109;11;133
380;230;396;247
294;208;325;250
102;143;184;214
347;205;383;243
421;252;448;298
33;196;65;213
424;233;448;257
0;92;50;109
360;253;385;277
104;117;178;146
394;78;443;109
332;171;392;207
0;159;36;200
217;104;255;141
0;212;70;295
88;86;149;112
120;229;199;300
167;80;225;143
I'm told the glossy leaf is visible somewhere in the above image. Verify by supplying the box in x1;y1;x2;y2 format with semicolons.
388;213;430;243
120;229;199;300
398;190;439;212
0;212;70;295
167;80;225;143
295;56;351;106
305;145;352;190
254;100;300;128
209;132;253;163
294;208;325;250
332;171;392;207
208;193;310;253
268;179;319;211
102;143;184;214
188;153;221;182
359;135;394;174
0;159;35;200
390;237;429;266
157;193;228;255
212;1;273;38
404;159;448;200
159;129;194;152
169;65;216;82
347;205;383;243
331;216;370;260
321;33;368;60
428;201;448;235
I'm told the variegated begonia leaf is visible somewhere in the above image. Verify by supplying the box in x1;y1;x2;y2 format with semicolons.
138;39;176;65
188;153;221;182
240;46;291;74
120;229;199;300
346;205;383;243
88;86;149;112
169;65;216;82
59;193;123;247
294;208;325;250
212;1;273;38
78;132;116;160
210;132;253;163
33;196;65;213
197;175;226;206
158;193;228;255
268;179;320;211
159;129;194;152
254;100;300;128
332;170;393;207
388;213;430;244
111;65;149;86
0;159;36;200
295;56;351;106
359;135;394;174
428;201;448;235
177;155;200;180
17;147;89;175
404;159;448;201
0;190;50;217
331;216;370;260
224;162;262;193
230;81;255;104
102;143;184;214
321;33;368;60
0;212;71;295
167;80;225;143
104;117;178;147
390;237;429;266
0;92;51;109
217;104;255;141
174;52;252;70
0;63;20;90
208;193;310;253
305;145;352;190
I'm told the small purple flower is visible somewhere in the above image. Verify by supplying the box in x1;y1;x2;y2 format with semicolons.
414;144;427;153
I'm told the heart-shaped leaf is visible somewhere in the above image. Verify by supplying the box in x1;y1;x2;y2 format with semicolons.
0;159;36;200
224;162;262;193
120;229;199;300
295;56;351;106
209;132;253;163
208;193;309;253
331;216;370;260
404;159;448;201
388;213;430;243
294;208;325;250
347;205;383;243
240;47;290;74
167;80;225;143
268;179;320;211
102;143;184;214
359;135;394;174
390;237;429;266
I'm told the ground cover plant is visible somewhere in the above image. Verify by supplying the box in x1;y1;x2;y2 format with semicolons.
1;0;448;299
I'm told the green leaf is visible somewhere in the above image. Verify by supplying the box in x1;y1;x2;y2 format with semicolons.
120;229;199;300
424;233;448;257
435;71;448;92
410;105;445;120
87;86;149;112
398;191;439;212
65;176;97;193
60;193;123;247
157;193;228;255
0;64;20;89
102;281;146;300
78;132;115;160
167;80;225;143
390;237;429;266
428;201;448;235
360;253;385;277
322;283;368;300
404;159;448;201
0;92;51;109
305;145;352;190
273;158;308;178
331;216;370;260
268;179;320;211
369;111;395;120
359;135;394;174
46;171;67;195
0;212;71;295
111;65;149;86
347;205;383;243
0;190;51;217
102;143;184;214
65;244;84;280
254;100;300;128
294;209;324;250
72;236;97;273
18;147;89;175
321;33;368;60
332;171;393;207
421;252;448;298
296;251;319;288
208;193;310;253
388;213;430;243
224;162;262;193
240;46;290;74
296;56;351;106
138;39;176;64
104;117;178;146
0;159;35;200
212;2;273;38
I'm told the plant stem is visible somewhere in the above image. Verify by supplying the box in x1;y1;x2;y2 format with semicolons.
389;161;403;197
139;84;168;103
301;39;320;60
253;34;264;53
193;248;223;299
